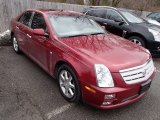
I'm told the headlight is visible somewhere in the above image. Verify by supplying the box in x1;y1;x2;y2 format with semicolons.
94;64;114;88
148;28;160;42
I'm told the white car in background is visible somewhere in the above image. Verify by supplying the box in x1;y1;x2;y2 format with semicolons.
146;18;160;26
142;17;160;26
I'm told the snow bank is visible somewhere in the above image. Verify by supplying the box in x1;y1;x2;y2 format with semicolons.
0;30;11;46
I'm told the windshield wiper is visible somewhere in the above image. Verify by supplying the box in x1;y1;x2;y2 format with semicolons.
61;34;89;38
60;32;105;38
88;32;105;35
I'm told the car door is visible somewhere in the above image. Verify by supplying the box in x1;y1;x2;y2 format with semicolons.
27;12;51;71
15;11;33;54
105;9;124;37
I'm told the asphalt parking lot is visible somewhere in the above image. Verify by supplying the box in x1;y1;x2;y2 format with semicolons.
0;46;160;120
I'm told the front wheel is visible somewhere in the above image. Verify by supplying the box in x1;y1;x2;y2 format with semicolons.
128;36;145;47
57;64;81;103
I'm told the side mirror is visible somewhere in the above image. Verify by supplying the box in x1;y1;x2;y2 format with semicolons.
114;17;125;24
33;28;45;36
119;21;125;26
114;17;122;22
113;18;126;25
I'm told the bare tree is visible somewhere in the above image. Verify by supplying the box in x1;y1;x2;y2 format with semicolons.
111;0;121;7
90;0;101;5
84;0;90;5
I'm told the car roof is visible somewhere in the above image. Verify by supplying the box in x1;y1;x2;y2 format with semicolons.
26;9;82;15
86;6;132;12
117;8;129;11
89;6;117;10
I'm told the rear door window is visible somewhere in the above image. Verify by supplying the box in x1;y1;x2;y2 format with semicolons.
19;11;33;27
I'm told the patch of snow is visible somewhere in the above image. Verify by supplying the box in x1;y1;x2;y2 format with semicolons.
0;30;10;37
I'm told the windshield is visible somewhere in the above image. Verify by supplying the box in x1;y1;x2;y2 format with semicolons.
120;11;144;23
48;14;106;37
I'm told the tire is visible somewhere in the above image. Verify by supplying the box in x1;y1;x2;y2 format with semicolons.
12;34;21;54
128;36;146;47
57;64;81;103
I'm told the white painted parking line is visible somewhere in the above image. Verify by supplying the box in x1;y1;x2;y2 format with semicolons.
46;104;74;119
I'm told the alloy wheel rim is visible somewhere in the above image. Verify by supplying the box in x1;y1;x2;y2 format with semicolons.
130;39;142;46
59;70;75;98
13;37;18;51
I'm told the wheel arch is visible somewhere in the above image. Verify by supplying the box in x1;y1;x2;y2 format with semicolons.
125;32;147;45
54;60;80;80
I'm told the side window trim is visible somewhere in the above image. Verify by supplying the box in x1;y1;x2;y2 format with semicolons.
18;13;24;22
28;12;35;28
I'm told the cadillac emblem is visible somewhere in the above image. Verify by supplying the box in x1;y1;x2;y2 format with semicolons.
142;69;147;76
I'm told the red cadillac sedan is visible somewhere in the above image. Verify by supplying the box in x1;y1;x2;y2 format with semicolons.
11;9;156;109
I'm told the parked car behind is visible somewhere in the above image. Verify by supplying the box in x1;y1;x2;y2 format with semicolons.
147;12;160;23
142;17;160;26
11;9;156;109
83;6;160;57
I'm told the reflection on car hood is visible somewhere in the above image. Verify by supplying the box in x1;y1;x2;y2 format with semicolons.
59;34;150;72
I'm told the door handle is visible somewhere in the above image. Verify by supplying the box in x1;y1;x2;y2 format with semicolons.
27;34;32;38
16;26;19;29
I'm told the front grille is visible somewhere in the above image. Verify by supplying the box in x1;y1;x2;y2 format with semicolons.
120;59;155;84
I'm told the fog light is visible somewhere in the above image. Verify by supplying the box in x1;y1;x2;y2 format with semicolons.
102;101;112;105
104;94;116;99
157;46;160;50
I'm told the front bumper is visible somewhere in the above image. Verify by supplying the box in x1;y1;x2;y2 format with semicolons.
91;92;146;110
81;68;156;109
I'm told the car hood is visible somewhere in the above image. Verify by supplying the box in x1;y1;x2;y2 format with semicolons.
137;22;160;31
59;34;150;72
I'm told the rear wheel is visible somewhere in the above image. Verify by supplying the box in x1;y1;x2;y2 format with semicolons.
128;36;145;47
12;35;21;54
57;64;81;103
